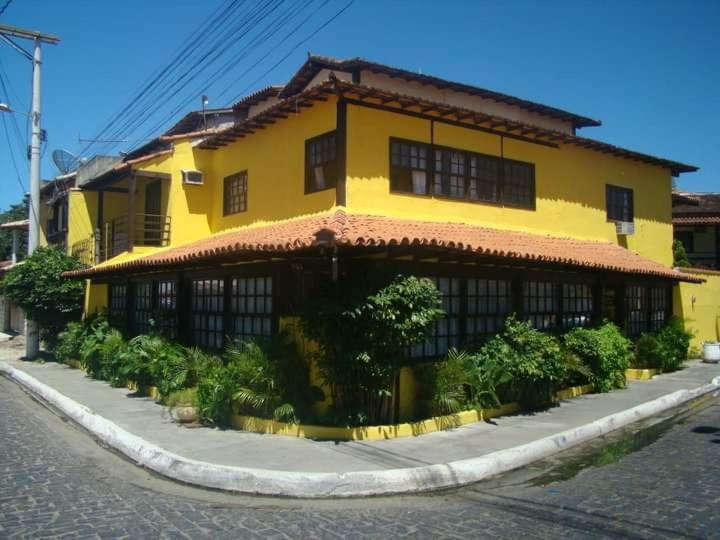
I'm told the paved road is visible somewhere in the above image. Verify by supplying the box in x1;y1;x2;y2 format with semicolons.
1;376;718;539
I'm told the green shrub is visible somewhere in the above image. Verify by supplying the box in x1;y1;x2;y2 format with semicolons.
78;315;113;379
634;333;661;369
165;387;198;408
476;316;589;408
99;329;128;387
656;318;692;372
54;321;86;364
197;360;244;427
564;322;632;392
119;334;185;395
416;348;512;416
633;319;692;372
196;334;319;427
302;274;443;425
673;239;691;268
1;246;84;347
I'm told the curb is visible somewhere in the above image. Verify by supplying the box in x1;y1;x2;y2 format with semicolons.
2;361;719;499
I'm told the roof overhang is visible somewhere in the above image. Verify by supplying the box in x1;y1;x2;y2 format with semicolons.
200;80;698;175
279;56;602;130
64;210;701;283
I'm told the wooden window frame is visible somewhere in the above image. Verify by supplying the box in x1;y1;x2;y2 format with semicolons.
190;278;225;350
561;282;594;329
466;278;512;344
223;171;248;216
305;130;338;194
606;184;634;223
229;275;274;342
388;137;536;210
522;280;558;330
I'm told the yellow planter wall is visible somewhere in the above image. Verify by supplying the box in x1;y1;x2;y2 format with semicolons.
345;103;674;266
675;271;720;348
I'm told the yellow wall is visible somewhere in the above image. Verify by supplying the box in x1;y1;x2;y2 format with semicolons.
675;272;720;348
210;97;338;233
67;189;98;252
84;281;108;315
346;104;674;266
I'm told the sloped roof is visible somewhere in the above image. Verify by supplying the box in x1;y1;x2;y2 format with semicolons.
64;210;700;283
279;55;602;129
672;192;720;219
200;79;697;175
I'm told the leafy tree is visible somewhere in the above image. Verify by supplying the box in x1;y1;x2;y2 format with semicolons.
302;274;443;425
673;239;690;267
0;197;29;261
1;246;84;345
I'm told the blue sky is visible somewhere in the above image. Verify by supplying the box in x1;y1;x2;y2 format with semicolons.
0;0;718;210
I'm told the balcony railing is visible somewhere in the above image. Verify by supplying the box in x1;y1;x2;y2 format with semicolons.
70;213;170;265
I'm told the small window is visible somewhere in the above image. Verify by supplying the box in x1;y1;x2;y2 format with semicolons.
649;287;668;331
466;278;511;342
223;171;247;215
626;285;647;337
230;276;273;341
411;277;460;358
191;279;225;349
606;184;634;222
523;280;557;330
562;283;593;329
390;139;429;194
156;280;178;338
134;282;154;335
469;154;500;203
503;160;535;208
109;284;128;329
305;131;337;193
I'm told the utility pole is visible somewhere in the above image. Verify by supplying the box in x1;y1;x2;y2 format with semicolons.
0;24;60;359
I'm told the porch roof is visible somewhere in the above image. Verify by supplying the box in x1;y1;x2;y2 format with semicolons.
64;210;702;283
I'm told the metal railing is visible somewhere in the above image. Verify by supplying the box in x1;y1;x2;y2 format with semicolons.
71;213;171;265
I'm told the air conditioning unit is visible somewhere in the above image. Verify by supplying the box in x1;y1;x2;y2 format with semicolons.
182;169;204;185
615;221;635;235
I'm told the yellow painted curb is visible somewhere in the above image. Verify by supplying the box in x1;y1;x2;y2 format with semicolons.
625;368;659;380
231;384;596;441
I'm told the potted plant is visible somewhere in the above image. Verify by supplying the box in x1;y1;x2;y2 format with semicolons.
165;388;199;423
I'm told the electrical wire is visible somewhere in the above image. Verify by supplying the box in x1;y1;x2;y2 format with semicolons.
76;0;246;159
0;0;14;18
96;0;285;154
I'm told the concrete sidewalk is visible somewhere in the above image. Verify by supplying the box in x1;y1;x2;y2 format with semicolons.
2;342;719;476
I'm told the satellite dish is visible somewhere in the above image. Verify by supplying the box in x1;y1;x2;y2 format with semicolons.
52;149;82;174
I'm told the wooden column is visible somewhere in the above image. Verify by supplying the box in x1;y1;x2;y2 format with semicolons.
335;98;347;206
127;173;136;253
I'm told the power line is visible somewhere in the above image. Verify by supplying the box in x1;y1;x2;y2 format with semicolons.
77;0;246;159
97;0;284;154
0;0;13;18
125;0;318;149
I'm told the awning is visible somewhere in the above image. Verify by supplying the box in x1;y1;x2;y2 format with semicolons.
64;210;702;283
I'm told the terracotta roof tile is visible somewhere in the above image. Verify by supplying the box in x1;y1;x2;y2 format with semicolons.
673;216;720;225
65;210;701;283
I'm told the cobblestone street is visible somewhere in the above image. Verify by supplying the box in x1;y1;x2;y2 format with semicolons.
1;375;718;539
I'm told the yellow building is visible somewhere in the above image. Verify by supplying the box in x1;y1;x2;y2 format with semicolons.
65;55;712;367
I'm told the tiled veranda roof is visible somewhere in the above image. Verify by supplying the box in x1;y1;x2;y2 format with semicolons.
64;210;701;283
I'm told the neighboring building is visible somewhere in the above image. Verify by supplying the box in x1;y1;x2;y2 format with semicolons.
672;191;720;269
62;55;714;417
40;172;77;250
0;219;28;335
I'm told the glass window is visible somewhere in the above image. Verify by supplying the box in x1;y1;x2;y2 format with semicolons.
626;285;647;337
390;139;428;194
606;184;634;222
156;280;178;338
388;138;534;208
523;280;557;330
503;160;534;207
191;279;225;349
306;131;337;192
223;171;248;215
411;277;460;359
229;276;273;341
562;283;594;329
649;287;667;331
469;154;499;203
109;284;128;329
466;278;511;342
134;282;154;335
